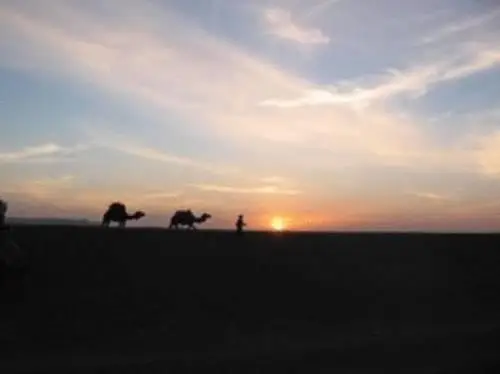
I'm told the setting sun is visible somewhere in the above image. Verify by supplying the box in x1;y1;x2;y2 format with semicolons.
271;217;286;232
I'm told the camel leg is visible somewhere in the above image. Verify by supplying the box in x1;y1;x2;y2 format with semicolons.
101;216;110;227
119;220;126;228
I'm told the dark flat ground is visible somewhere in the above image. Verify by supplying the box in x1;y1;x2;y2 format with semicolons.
2;226;500;373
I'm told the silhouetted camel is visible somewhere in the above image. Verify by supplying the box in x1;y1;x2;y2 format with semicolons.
102;202;145;228
169;210;211;230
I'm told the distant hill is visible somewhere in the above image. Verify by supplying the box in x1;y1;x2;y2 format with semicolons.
6;217;97;226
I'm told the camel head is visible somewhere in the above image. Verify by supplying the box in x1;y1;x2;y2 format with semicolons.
132;211;146;220
198;213;211;223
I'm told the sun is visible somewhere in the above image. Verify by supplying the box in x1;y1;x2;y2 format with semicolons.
270;216;286;232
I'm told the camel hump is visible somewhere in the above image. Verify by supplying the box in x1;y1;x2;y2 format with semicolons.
108;202;126;212
170;210;196;224
173;210;193;217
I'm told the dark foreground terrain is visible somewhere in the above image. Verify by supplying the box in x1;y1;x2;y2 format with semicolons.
2;226;500;373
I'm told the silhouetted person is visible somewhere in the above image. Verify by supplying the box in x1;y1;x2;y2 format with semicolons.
236;214;246;235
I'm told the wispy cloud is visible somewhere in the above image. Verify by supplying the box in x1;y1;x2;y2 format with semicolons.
419;9;500;45
263;7;330;45
192;184;301;195
84;126;241;175
107;143;240;175
408;191;455;202
140;191;181;200
30;175;76;191
260;45;500;108
474;130;500;177
124;190;182;211
3;175;77;200
305;0;341;19
260;176;289;184
113;145;203;167
0;2;318;146
0;0;494;190
0;143;87;163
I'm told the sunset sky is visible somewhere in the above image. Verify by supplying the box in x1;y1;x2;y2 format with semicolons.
1;0;500;231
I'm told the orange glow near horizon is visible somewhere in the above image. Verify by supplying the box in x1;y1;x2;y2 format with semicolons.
270;216;286;231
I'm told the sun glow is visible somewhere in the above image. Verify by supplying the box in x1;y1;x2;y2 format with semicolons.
271;216;286;232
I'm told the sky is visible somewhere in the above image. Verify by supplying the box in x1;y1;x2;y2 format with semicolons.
1;0;500;231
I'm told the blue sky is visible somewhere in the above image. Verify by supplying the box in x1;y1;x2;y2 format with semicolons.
1;0;500;230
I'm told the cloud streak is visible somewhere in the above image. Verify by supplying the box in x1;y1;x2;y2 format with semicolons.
305;0;341;19
91;134;241;175
263;7;330;45
0;143;87;163
1;0;493;175
140;191;180;200
3;175;77;201
409;192;455;202
474;130;500;177
419;8;500;45
0;1;320;146
260;45;500;108
192;184;301;195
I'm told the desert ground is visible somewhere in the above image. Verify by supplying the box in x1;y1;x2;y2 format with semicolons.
1;225;500;373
